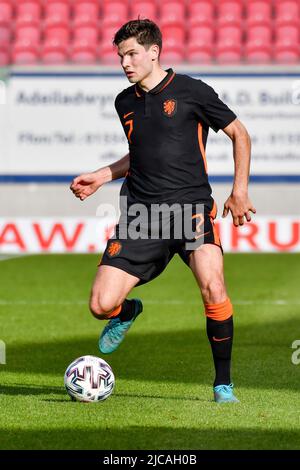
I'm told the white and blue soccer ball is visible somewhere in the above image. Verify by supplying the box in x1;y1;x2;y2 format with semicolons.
64;355;115;402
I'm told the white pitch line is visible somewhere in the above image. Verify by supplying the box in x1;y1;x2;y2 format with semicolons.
0;254;26;262
0;299;300;306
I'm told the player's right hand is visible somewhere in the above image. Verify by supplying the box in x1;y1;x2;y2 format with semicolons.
70;173;102;201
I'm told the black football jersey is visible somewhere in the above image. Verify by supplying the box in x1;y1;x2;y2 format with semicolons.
115;68;236;206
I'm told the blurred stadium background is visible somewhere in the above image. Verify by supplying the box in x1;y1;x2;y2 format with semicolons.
1;0;300;452
0;0;300;254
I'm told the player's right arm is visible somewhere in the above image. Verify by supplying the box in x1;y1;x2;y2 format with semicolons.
70;153;129;201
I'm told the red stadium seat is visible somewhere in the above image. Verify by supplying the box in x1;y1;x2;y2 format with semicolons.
186;46;213;64
160;1;186;28
275;1;300;27
276;24;299;43
101;25;117;43
160;48;184;65
100;52;119;64
247;25;272;44
44;7;70;44
160;0;185;3
131;1;157;22
217;1;243;27
73;1;99;19
245;40;272;64
188;1;214;27
44;23;70;44
218;0;243;3
16;1;41;25
42;38;68;64
12;38;39;64
160;25;185;62
73;0;98;5
0;47;9;65
0;1;13;26
246;51;272;64
161;25;185;45
161;25;185;63
71;38;97;64
74;25;98;43
216;26;242;64
15;24;40;45
189;25;214;44
215;47;242;64
102;1;128;28
246;0;272;28
99;40;119;64
246;4;273;62
274;46;300;64
0;25;10;46
217;25;242;44
73;2;99;27
274;24;300;63
45;2;70;25
0;1;10;59
44;0;69;28
187;26;213;64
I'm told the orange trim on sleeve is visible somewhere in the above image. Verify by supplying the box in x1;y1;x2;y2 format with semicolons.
205;298;233;321
198;123;208;174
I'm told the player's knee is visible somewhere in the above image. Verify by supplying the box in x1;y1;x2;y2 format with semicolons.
89;297;109;319
89;295;119;319
201;279;227;304
89;298;103;318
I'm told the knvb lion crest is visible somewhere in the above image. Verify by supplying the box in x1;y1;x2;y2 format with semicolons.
107;241;122;257
163;99;177;117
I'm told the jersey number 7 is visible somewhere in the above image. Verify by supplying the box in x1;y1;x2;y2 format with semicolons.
124;119;133;144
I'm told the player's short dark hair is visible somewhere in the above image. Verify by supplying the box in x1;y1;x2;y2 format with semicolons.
113;19;162;57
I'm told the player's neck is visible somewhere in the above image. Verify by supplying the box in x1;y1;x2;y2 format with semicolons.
138;68;168;93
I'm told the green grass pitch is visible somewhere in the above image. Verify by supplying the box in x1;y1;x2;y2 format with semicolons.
1;253;300;450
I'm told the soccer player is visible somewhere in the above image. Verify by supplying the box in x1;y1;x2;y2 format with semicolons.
70;19;256;403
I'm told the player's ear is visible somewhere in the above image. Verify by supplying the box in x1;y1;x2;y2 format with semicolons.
150;44;160;61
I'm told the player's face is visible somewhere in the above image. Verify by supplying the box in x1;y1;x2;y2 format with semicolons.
117;37;158;83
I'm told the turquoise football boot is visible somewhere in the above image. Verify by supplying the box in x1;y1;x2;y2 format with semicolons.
99;299;143;354
214;383;239;403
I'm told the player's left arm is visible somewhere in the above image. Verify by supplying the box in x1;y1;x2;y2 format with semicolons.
222;118;256;226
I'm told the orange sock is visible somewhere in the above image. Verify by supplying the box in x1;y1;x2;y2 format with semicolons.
205;298;233;321
105;305;122;319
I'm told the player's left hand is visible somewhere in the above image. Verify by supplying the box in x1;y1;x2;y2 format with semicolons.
222;193;256;226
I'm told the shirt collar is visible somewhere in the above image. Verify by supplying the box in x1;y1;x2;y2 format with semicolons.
135;68;175;98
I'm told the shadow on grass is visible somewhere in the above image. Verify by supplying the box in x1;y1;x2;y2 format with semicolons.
42;393;208;403
3;315;300;392
113;392;207;402
1;426;300;450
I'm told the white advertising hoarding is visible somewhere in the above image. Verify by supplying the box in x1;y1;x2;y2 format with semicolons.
1;71;300;176
5;73;129;174
206;74;300;176
0;216;299;253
